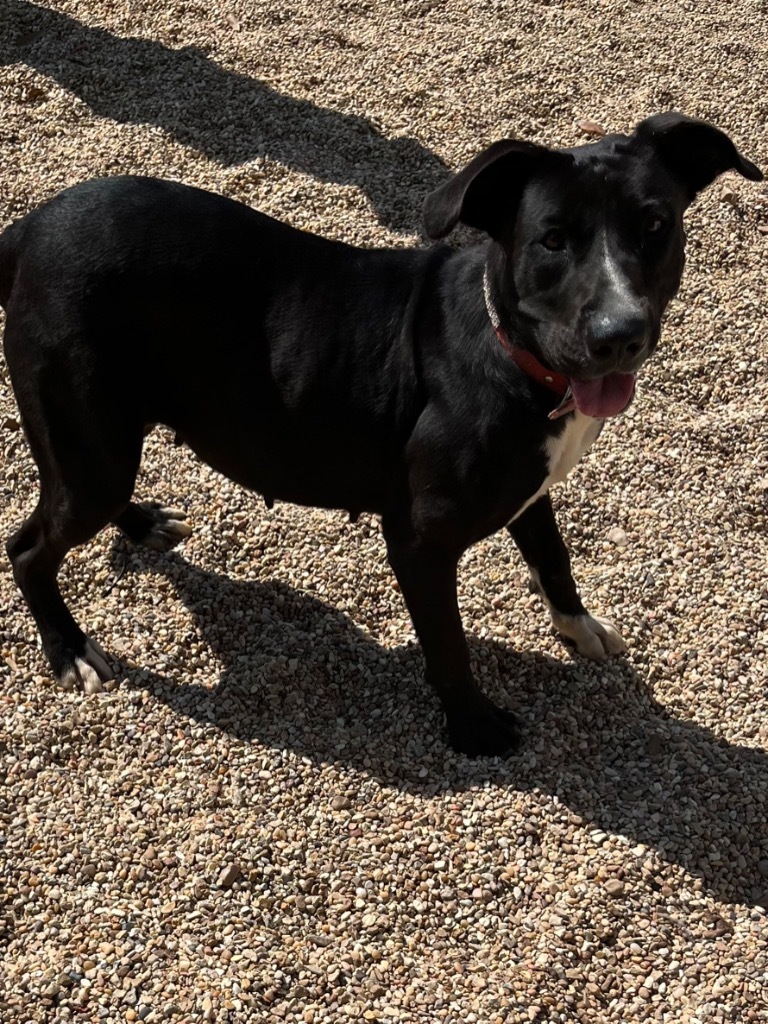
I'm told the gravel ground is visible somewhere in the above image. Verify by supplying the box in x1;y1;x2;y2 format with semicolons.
1;1;767;1022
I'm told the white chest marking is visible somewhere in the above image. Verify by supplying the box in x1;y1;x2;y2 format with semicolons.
509;412;603;523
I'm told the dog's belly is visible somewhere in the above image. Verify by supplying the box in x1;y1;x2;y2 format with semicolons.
179;422;398;515
508;411;603;523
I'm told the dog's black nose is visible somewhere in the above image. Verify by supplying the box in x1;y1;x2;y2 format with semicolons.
586;313;647;365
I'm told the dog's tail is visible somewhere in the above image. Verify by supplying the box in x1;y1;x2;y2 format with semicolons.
0;218;23;310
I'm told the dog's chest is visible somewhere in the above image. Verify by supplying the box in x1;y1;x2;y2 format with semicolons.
509;412;603;522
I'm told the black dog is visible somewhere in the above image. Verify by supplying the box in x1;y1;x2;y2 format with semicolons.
0;113;761;756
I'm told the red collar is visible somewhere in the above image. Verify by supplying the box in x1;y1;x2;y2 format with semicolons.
492;323;569;395
484;268;576;420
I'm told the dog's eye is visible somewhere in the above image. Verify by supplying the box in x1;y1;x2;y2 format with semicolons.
541;229;566;251
644;213;667;236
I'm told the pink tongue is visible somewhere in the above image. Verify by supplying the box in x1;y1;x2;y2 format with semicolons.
569;373;636;418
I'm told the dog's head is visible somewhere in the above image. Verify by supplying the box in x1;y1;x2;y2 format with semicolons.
423;113;763;418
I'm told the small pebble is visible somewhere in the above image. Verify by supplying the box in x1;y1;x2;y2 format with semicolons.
217;863;241;888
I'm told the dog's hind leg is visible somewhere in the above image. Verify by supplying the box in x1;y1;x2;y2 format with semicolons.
4;376;144;692
7;504;120;692
507;494;626;659
114;502;192;552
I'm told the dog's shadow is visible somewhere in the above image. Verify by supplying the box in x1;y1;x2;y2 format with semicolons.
2;1;450;234
108;543;768;911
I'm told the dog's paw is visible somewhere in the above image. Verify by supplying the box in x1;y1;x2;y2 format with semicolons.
59;637;114;694
551;611;627;660
141;506;193;552
446;696;521;758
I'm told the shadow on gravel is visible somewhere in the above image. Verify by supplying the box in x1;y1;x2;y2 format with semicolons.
110;545;768;911
2;1;449;233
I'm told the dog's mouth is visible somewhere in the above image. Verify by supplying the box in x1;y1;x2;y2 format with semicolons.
568;372;636;418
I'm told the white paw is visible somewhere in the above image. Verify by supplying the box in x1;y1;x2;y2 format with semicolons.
59;638;114;693
550;612;627;660
144;508;193;551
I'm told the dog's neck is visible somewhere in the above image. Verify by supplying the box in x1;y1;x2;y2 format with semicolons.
482;262;575;420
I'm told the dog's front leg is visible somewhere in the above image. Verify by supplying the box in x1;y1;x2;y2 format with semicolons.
384;527;520;757
507;495;626;660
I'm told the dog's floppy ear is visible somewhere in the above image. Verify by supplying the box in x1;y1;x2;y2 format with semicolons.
634;112;763;199
422;139;567;240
